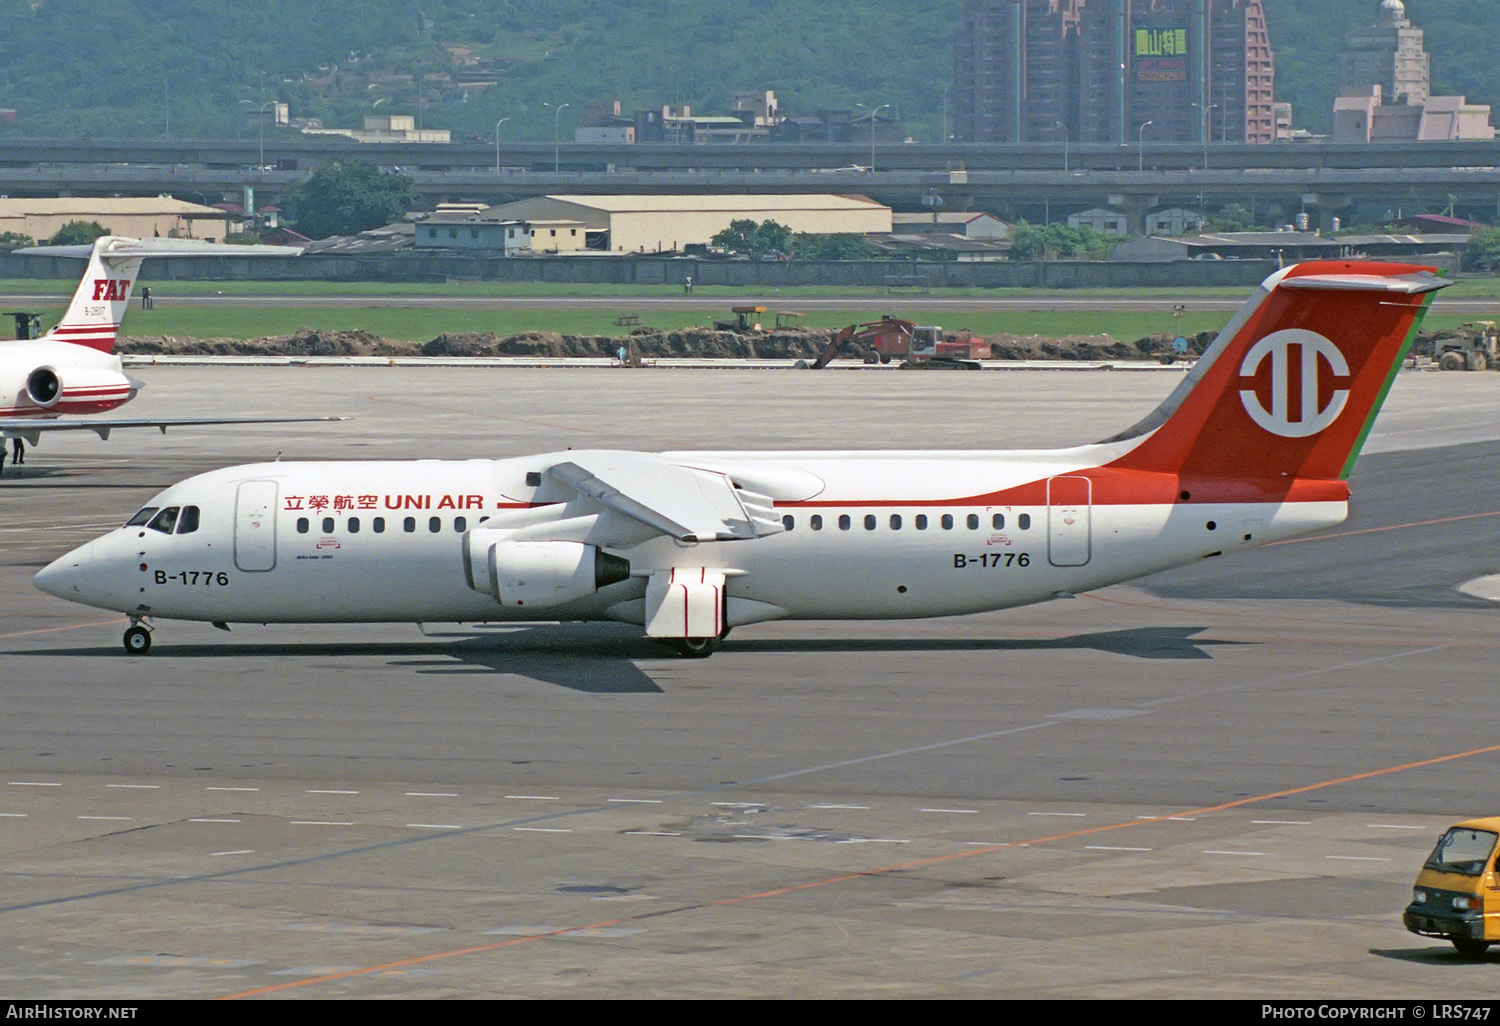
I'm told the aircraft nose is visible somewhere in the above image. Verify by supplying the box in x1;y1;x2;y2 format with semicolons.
34;542;101;602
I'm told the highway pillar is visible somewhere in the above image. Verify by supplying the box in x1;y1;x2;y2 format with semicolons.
1109;193;1160;237
1301;193;1352;233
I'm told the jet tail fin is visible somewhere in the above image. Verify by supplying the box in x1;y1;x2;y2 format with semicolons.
1107;261;1447;482
39;236;147;353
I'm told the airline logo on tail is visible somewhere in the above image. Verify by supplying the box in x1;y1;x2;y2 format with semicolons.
1237;329;1350;439
90;279;132;302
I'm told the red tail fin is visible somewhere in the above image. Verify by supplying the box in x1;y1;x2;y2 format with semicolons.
1108;261;1446;482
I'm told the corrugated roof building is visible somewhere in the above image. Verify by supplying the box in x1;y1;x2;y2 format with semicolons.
0;197;229;243
482;194;892;253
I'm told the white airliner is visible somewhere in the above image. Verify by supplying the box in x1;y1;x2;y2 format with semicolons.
35;260;1443;657
1;235;338;446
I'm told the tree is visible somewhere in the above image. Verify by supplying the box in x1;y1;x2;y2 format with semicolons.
289;159;415;239
47;221;111;246
1466;226;1500;271
711;219;792;259
791;232;881;261
1008;221;1119;261
0;231;35;249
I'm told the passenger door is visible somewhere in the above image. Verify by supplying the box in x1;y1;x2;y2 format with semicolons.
1047;476;1092;567
234;480;279;572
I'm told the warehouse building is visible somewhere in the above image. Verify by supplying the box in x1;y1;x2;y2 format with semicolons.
481;194;892;253
0;197;229;243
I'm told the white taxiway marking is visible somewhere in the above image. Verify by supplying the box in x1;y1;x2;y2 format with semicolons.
513;827;571;833
808;804;869;810
1327;855;1391;862
305;790;359;795
1086;845;1153;852
1252;820;1311;825
1368;824;1426;830
78;815;131;821
1029;811;1087;817
1203;850;1264;857
190;818;241;824
290;820;354;826
607;798;662;804
211;850;255;857
506;795;559;801
837;838;911;845
711;802;766;809
8;782;60;787
625;830;681;836
407;823;463;830
206;787;259;792
105;784;159;790
405;792;458;798
921;808;978;814
0;813;27;818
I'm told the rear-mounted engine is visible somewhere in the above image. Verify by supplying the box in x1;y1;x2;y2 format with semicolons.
25;367;61;407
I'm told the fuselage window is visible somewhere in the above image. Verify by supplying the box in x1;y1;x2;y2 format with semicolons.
373;517;386;533
838;514;851;531
1019;513;1031;530
297;517;309;534
810;514;823;531
782;514;794;531
993;513;1005;529
176;506;200;534
915;514;928;530
429;516;442;533
404;517;417;533
967;513;980;530
322;517;335;534
454;516;467;533
941;513;954;530
147;507;180;534
890;514;902;530
126;507;159;527
348;517;360;534
864;514;876;531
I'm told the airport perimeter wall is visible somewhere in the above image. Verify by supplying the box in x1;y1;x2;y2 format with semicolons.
0;251;1285;289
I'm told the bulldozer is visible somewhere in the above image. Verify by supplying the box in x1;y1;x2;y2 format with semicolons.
799;316;990;370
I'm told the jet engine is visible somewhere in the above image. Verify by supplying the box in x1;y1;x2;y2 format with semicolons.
25;367;61;407
465;535;631;609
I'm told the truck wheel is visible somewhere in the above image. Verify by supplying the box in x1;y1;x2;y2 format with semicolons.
1451;938;1491;959
1440;352;1467;371
879;354;891;364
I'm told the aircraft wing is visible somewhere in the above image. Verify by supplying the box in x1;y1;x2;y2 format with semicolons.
0;416;348;442
546;452;784;543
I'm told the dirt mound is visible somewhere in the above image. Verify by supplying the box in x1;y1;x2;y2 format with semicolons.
120;329;417;357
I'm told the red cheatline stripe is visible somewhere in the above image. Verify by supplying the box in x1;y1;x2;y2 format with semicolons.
217;740;1500;999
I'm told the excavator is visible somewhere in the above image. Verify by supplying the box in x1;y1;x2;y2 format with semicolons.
799;316;990;370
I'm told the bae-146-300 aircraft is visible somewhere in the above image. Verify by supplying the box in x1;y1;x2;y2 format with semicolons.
1;235;341;446
36;261;1443;657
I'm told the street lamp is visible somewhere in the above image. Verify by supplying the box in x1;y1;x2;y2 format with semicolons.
545;102;570;173
856;103;890;172
1137;120;1154;172
493;117;511;173
1190;102;1216;170
257;101;276;171
1054;121;1069;172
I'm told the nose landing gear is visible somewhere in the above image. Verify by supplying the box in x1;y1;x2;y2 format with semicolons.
123;618;152;655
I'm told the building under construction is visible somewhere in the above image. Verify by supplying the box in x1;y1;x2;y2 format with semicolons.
955;0;1275;145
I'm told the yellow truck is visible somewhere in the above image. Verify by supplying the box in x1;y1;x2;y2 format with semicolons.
1403;817;1500;957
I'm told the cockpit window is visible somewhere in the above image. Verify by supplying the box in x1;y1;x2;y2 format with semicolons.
126;507;160;527
146;507;180;535
176;506;200;535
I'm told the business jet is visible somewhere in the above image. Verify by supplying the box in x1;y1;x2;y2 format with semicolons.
35;260;1443;657
1;235;340;447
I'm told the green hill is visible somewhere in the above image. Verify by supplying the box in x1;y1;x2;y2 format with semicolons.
0;0;1493;141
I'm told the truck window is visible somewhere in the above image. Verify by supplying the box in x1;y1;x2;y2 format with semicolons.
1424;828;1499;876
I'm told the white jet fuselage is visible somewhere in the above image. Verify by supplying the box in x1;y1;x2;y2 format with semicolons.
38;451;1344;627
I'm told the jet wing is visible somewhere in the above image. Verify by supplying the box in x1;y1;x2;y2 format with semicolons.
0;416;348;442
546;452;784;543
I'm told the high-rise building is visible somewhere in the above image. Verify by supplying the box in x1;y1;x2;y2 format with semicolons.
954;0;1275;145
1338;0;1429;107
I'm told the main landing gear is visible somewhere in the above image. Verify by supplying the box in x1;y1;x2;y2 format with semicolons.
123;618;152;655
670;636;720;658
